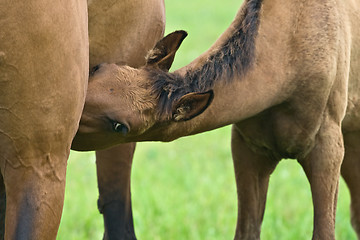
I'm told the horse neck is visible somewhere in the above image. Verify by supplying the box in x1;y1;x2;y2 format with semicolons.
161;0;290;139
167;63;287;141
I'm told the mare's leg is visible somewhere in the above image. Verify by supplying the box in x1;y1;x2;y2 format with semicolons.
341;131;360;238
1;155;68;239
298;121;344;240
0;0;88;237
231;125;278;240
96;143;136;240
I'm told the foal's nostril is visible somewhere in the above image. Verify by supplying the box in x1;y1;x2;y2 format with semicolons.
90;64;101;75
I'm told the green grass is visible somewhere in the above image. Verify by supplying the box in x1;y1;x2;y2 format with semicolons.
58;0;357;239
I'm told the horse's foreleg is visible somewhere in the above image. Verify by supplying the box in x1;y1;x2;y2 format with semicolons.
298;122;344;240
1;154;67;239
341;131;360;238
96;143;136;240
231;125;278;240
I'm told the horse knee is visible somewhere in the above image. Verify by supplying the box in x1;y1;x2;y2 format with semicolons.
3;161;67;239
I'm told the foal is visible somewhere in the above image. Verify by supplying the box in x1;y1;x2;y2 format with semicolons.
73;0;360;239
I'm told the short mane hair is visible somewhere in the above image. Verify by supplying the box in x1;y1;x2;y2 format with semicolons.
148;0;263;117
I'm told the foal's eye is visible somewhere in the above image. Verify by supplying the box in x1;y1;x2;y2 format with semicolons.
112;122;129;136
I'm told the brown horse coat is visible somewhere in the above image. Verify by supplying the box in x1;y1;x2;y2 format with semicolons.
87;0;165;239
74;0;360;239
0;0;88;238
0;0;164;238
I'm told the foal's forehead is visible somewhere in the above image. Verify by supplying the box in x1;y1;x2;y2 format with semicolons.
113;66;157;111
114;65;139;83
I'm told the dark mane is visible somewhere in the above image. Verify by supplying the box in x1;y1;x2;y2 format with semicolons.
149;0;263;117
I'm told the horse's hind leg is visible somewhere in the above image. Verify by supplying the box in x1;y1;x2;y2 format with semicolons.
1;155;68;239
341;131;360;238
231;125;279;240
96;143;137;240
1;0;87;238
298;122;344;240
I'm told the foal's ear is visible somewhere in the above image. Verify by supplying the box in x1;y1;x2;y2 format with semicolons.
172;90;214;122
146;30;188;71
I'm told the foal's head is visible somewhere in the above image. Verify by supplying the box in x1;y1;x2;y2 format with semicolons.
72;31;213;150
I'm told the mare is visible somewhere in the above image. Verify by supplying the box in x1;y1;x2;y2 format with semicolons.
0;0;88;239
0;0;164;239
74;0;360;239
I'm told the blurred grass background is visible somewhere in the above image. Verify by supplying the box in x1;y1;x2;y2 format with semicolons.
57;0;356;239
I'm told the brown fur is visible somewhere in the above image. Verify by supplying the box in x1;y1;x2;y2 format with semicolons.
88;1;165;239
0;0;164;239
0;0;88;239
74;0;360;239
148;0;262;116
